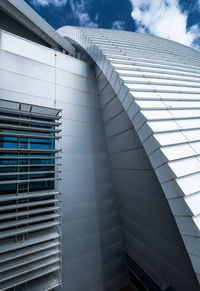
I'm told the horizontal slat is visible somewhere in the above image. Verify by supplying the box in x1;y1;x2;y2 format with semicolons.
0;177;60;185
0;198;60;211
130;87;200;94
141;110;200;122
0;163;61;168
122;73;200;84
0;255;60;282
0;156;61;160
134;99;200;110
134;95;200;102
107;54;200;72
117;46;199;63
106;52;200;70
0;123;61;133
0;89;62;291
0;246;60;273
115;65;200;79
0;239;60;263
0;170;60;176
24;272;60;291
0;206;60;221
0;107;61;120
124;80;200;89
104;46;190;62
0;221;60;239
147;120;200;134
0;190;60;202
119;71;200;84
0;131;61;139
111;58;200;75
0;263;60;291
153;129;200;146
0;114;61;126
0;213;60;230
0;229;60;254
0;148;61;153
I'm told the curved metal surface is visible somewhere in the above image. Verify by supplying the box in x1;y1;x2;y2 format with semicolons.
58;26;200;285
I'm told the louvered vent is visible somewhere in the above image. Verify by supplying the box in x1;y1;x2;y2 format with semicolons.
0;99;62;291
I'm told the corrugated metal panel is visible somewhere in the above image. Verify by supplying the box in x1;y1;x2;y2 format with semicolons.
58;26;200;286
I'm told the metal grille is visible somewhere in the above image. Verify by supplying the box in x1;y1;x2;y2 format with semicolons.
0;99;62;291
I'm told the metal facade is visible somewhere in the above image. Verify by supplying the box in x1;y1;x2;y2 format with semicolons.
1;1;200;288
0;99;62;290
58;26;200;287
95;68;200;290
0;28;128;291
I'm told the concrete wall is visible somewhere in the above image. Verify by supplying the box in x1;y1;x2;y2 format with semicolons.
96;68;200;291
0;30;128;291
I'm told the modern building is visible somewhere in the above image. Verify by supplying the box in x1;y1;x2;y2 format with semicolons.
0;1;200;291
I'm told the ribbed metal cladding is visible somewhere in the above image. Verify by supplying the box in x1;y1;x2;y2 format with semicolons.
0;99;62;291
58;26;200;286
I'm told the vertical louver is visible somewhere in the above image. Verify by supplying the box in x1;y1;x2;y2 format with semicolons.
0;99;62;290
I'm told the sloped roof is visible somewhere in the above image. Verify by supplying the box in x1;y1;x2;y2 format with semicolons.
58;25;200;285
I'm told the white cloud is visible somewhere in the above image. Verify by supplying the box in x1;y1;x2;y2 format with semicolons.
112;20;125;30
129;0;200;49
70;0;98;27
31;0;67;6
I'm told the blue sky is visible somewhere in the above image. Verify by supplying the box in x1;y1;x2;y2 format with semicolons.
25;0;200;50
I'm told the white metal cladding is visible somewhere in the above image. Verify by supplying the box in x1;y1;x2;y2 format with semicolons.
58;26;200;284
0;29;129;290
0;99;62;291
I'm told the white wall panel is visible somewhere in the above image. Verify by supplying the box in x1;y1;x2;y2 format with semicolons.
61;118;105;138
58;104;101;125
0;88;55;107
0;30;127;291
0;50;55;82
0;30;55;65
56;52;94;79
56;68;97;94
0;69;55;99
56;86;99;109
